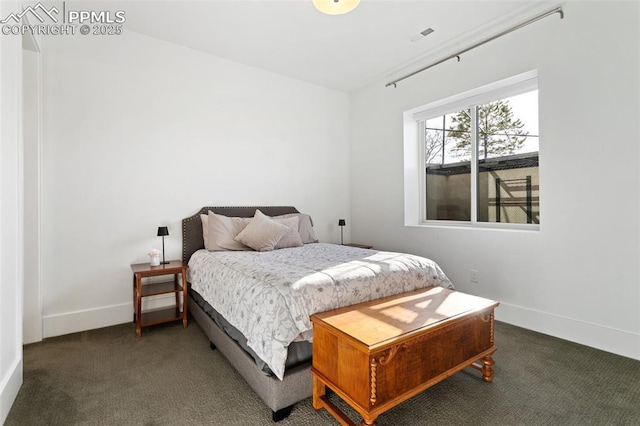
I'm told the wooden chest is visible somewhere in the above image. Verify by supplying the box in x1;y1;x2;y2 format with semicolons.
310;286;499;426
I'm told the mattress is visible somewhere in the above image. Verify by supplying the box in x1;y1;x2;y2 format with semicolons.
188;242;454;380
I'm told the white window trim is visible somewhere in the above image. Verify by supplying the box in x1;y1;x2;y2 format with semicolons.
470;106;479;223
403;70;540;231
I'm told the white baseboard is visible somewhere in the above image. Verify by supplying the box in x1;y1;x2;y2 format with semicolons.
41;297;639;360
496;302;640;360
42;294;181;338
0;357;22;425
43;302;132;338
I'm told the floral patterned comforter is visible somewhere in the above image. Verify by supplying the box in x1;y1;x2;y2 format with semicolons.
188;243;454;380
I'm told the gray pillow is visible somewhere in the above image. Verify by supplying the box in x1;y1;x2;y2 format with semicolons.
274;213;318;244
273;216;303;249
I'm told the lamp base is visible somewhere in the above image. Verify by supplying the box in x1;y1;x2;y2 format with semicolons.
160;261;170;265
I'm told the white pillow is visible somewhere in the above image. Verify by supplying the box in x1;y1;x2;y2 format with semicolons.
207;211;252;251
234;210;290;252
273;216;303;249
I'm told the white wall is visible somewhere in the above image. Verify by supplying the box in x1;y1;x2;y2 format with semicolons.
40;30;351;337
0;1;24;422
350;1;639;359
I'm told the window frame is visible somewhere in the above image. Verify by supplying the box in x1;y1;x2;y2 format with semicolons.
404;70;540;231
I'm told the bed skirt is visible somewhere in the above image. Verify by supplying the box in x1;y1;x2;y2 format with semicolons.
188;294;312;416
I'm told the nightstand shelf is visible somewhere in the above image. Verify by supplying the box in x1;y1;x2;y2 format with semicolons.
141;280;182;297
140;307;183;328
131;260;188;337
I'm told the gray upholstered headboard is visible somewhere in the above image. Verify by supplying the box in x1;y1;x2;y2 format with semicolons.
182;206;300;264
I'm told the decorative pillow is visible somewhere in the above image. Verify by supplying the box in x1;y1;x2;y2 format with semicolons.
234;210;291;252
273;216;303;249
207;210;252;251
274;213;318;243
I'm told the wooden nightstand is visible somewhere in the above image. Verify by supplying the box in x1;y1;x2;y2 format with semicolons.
131;260;188;337
344;243;373;249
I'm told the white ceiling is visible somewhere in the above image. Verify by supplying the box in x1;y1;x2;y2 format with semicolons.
75;1;555;92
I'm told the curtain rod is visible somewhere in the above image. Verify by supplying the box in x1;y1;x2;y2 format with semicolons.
385;6;564;88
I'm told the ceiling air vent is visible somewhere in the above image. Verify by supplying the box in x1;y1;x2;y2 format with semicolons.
411;27;434;42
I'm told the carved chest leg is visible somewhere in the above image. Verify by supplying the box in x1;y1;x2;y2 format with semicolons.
481;355;495;382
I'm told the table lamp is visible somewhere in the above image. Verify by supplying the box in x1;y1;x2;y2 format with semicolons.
157;226;169;265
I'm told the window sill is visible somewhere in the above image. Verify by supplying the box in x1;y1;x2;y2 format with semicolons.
407;221;540;232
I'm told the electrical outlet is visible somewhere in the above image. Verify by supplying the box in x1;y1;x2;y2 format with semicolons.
470;269;479;284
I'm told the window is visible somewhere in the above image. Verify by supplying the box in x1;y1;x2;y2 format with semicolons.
404;71;539;229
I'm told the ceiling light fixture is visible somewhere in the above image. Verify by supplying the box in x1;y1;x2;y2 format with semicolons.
313;0;360;15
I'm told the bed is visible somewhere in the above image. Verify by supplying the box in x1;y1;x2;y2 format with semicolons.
182;206;454;421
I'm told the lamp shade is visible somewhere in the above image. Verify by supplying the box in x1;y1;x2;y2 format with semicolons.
312;0;360;15
157;226;169;237
338;219;346;226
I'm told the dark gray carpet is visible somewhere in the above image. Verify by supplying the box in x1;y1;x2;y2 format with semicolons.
6;319;640;425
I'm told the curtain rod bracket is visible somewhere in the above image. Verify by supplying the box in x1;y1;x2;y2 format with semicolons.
386;6;564;88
